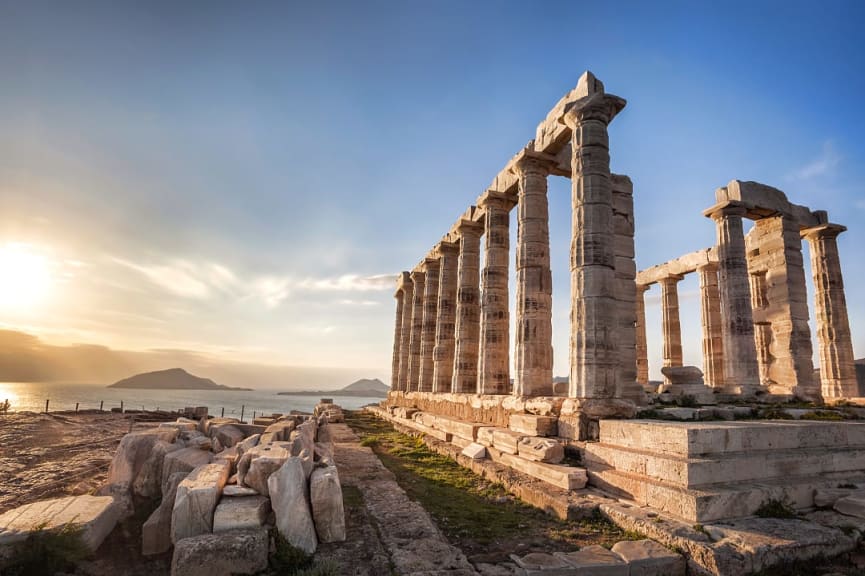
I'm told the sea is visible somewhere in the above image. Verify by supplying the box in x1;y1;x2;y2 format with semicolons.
0;381;383;418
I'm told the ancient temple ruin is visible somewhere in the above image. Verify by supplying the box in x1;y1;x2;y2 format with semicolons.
389;71;858;427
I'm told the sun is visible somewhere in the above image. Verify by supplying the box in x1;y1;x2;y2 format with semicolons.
0;243;53;311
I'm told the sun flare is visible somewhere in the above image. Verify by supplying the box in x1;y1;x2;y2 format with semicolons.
0;243;53;311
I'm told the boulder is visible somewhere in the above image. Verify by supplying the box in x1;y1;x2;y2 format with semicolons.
171;461;231;543
310;465;346;543
170;529;268;576
142;472;188;556
214;425;245;448
107;428;179;488
213;496;270;532
162;447;213;494
268;457;317;554
133;440;182;498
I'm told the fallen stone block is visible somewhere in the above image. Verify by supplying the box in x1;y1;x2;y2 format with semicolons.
252;417;276;426
611;539;685;576
835;495;865;519
268;457;317;554
517;437;564;464
509;414;557;437
237;442;290;496
0;495;120;553
555;545;627;575
108;428;179;488
202;417;240;436
160;421;197;432
189;436;212;451
162;447;213;493
133;440;181;498
497;452;587;490
461;443;487;460
223;484;259;497
142;471;188;556
213;425;245;448
310;465;346;543
213;496;270;532
815;488;865;508
171;460;231;543
170;529;268;576
237;433;260;457
492;428;525;455
264;421;295;442
510;551;572;573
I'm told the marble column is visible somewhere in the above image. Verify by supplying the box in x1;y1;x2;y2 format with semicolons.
697;263;724;389
513;153;555;397
707;202;759;394
391;282;405;391
406;270;426;392
396;274;414;392
432;242;459;393
452;219;484;393
635;284;650;388
418;257;440;393
659;274;684;383
478;190;516;394
803;224;858;398
562;78;627;401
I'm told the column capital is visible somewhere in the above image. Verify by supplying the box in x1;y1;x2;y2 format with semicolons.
703;200;749;221
395;271;412;293
433;240;460;257
421;257;440;274
697;261;720;273
560;92;627;128
659;273;685;286
801;223;847;241
510;147;558;177
454;217;484;238
637;283;651;294
478;189;517;211
409;269;426;283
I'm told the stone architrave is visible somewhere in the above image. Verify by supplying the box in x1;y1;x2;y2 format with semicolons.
659;274;684;384
478;190;517;394
418;257;441;393
407;270;426;392
635;284;650;388
512;151;555;397
706;202;759;395
561;72;627;404
391;273;408;391
697;262;725;388
803;224;858;398
451;218;484;393
397;275;414;391
432;242;460;393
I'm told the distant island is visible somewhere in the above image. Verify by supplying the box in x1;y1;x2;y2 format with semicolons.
277;377;389;398
108;368;252;391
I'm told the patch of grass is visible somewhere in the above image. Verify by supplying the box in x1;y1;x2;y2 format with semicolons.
692;523;707;534
269;534;313;575
345;410;630;554
759;407;794;420
800;410;845;421
341;484;364;510
3;523;89;576
755;498;797;519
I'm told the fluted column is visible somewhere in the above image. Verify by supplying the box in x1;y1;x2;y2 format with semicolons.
406;270;426;392
391;285;405;391
562;77;627;401
803;224;858;398
397;274;414;391
635;284;650;387
478;191;517;394
418;257;440;393
706;202;759;394
432;242;459;393
697;263;724;388
513;153;555;397
659;274;684;383
452;219;484;393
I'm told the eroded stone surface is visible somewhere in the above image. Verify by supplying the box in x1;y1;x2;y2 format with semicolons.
611;539;684;576
213;495;269;532
268;457;317;554
170;528;268;576
171;460;231;542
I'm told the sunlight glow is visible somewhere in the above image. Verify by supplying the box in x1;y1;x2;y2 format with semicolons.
0;243;53;311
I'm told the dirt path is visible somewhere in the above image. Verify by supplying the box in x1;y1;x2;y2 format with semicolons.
323;422;479;575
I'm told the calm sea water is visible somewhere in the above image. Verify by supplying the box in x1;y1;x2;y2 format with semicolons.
0;382;382;418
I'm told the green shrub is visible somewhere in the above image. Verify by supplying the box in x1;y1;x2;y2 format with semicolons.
3;523;89;576
269;534;313;574
755;498;796;519
800;410;844;421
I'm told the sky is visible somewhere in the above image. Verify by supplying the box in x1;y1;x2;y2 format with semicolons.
0;0;863;386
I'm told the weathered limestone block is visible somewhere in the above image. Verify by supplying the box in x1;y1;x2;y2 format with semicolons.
252;417;275;426
805;510;865;534
835;495;865;519
162;447;213;493
202;417;239;436
142;471;188;556
433;415;484;441
171;460;231;543
814;488;865;508
310;465;346;543
237;442;290;496
497;452;587;490
213;425;245;448
555;545;627;575
237;433;260;456
611;539;685;576
213;496;270;532
133;440;181;498
170;529;269;576
659;366;716;404
492;428;525;455
213;445;238;470
509;414;557;437
263;421;295;442
461;443;487;460
160;420;197;432
476;427;497;447
268;457;317;554
394;406;417;420
107;428;179;488
510;552;571;572
517;437;564;464
189;436;213;451
222;484;259;497
0;495;120;553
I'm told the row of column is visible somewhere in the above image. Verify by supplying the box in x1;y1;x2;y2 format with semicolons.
634;211;856;398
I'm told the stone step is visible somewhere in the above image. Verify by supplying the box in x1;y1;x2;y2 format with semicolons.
487;446;586;490
585;442;865;488
588;463;865;522
599;419;865;457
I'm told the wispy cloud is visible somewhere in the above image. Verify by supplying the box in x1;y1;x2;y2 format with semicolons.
337;298;381;307
296;273;396;292
790;140;841;181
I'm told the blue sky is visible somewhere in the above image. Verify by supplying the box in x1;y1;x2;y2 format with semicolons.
0;0;862;381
